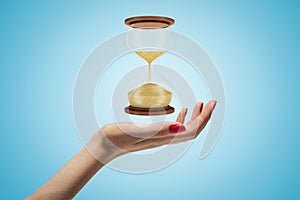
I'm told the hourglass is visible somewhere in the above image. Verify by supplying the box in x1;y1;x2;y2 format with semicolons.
124;16;175;116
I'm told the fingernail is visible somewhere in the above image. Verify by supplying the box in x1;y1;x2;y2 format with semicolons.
169;124;186;134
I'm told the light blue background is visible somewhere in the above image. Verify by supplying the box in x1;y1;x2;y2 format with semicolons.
1;0;299;199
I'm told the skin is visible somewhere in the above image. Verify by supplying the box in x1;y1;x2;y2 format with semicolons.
27;101;217;200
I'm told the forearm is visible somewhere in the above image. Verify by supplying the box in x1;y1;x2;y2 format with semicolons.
27;147;104;200
27;126;125;200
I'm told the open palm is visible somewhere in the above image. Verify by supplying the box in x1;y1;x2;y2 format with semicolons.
88;101;217;163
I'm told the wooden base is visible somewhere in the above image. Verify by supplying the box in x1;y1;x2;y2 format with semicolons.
124;105;175;116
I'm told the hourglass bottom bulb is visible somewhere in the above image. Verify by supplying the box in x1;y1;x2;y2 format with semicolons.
124;83;175;116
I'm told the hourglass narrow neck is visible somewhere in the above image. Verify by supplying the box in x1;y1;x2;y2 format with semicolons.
148;64;151;82
135;51;164;83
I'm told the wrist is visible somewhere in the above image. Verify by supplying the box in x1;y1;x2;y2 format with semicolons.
86;124;126;164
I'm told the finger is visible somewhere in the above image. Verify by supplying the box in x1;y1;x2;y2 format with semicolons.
173;119;199;140
191;102;204;120
145;101;216;141
132;101;216;148
134;122;205;150
199;101;216;125
195;100;217;136
131;121;185;141
172;100;217;140
176;108;188;123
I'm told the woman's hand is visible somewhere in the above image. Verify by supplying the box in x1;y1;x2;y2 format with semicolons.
87;101;217;164
27;101;217;200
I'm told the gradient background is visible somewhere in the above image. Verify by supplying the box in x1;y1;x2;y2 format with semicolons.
1;0;299;199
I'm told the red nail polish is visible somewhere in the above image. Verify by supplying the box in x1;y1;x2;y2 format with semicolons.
169;124;186;133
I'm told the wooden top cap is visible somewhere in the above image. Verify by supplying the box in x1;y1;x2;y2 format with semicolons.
125;16;175;29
